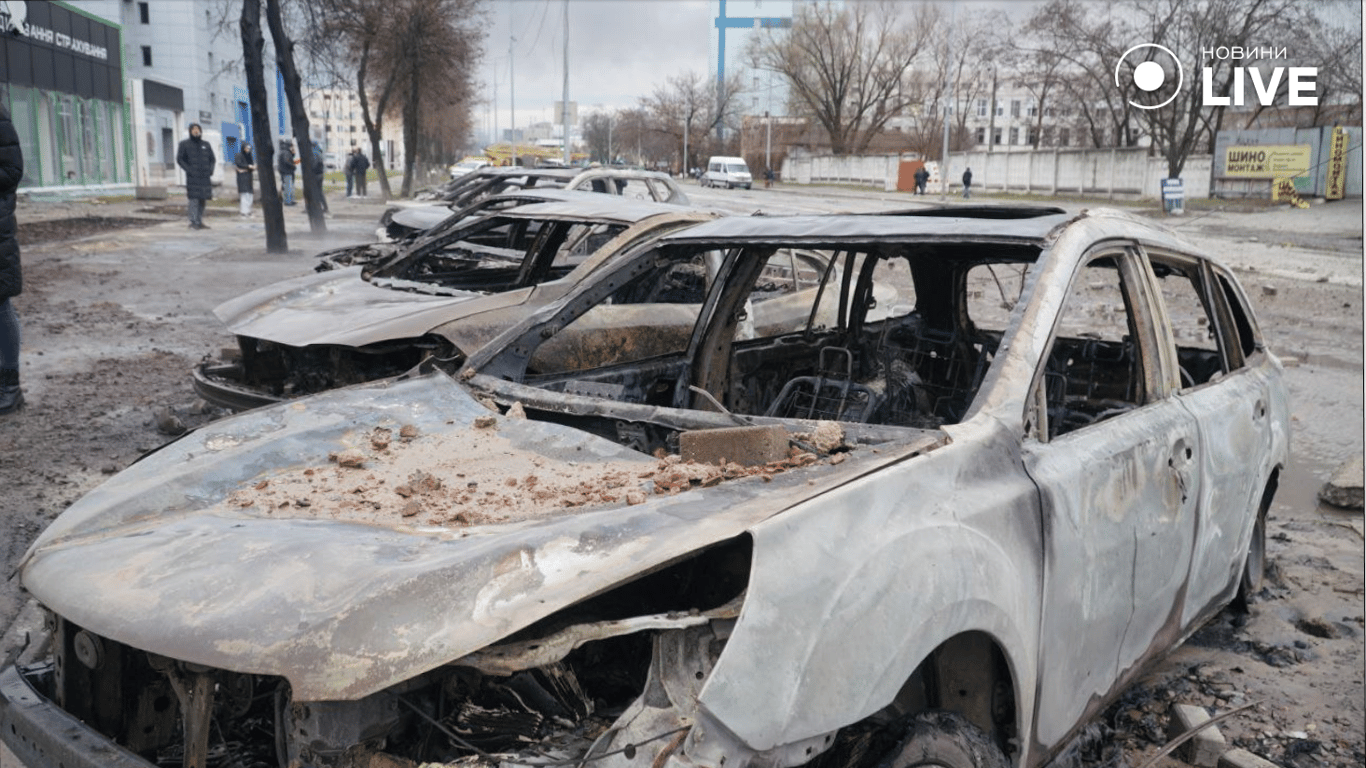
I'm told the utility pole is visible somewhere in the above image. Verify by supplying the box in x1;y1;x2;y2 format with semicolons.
510;29;517;166
561;0;571;166
940;3;956;199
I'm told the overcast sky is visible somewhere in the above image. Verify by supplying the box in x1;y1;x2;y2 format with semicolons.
477;1;1035;141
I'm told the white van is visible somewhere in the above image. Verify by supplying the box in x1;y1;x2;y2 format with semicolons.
701;156;752;189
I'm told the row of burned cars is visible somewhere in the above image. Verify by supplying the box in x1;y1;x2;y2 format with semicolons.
1;166;1288;768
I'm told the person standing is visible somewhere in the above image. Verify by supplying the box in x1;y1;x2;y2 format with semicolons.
344;147;356;198
277;139;296;205
352;149;370;197
311;143;329;215
234;142;255;217
961;167;973;199
175;123;216;229
0;103;24;414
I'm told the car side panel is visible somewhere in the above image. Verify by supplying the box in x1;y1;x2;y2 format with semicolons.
697;418;1042;763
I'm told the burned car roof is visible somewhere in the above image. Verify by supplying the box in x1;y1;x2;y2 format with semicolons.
658;209;1074;244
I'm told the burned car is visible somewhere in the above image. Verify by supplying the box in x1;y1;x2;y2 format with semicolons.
194;194;718;410
1;209;1287;768
388;166;692;240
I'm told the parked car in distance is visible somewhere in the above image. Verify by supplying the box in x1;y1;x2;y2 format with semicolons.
701;155;753;189
388;166;692;240
449;156;492;179
1;208;1286;768
192;194;717;410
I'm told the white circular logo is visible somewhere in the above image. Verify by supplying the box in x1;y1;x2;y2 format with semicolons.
1114;43;1184;110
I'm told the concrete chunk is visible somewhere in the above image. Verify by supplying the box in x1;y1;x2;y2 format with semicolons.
680;425;789;467
1319;454;1363;510
1169;703;1228;767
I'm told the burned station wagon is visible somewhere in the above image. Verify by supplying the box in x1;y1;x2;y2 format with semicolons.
193;194;716;410
1;208;1287;768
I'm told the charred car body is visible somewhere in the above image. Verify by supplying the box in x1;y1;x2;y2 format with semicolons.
2;209;1287;768
193;194;717;410
387;167;692;240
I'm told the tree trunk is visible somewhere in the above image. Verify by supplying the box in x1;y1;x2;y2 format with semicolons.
354;40;396;202
239;0;286;252
401;64;421;198
265;0;325;233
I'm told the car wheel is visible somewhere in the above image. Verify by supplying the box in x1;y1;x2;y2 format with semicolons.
1236;486;1272;608
878;711;1009;768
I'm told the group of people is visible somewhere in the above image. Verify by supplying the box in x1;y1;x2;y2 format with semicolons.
175;125;371;223
909;165;974;198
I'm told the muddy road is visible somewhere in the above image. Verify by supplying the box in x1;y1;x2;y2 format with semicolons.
0;190;1360;768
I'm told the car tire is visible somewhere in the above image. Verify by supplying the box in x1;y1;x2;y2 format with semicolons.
1236;486;1272;609
878;711;1010;768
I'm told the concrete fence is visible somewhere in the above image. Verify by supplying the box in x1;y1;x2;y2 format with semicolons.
782;148;1215;199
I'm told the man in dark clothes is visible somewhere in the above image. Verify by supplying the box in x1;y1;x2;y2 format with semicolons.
234;142;255;217
962;167;973;199
352;149;370;197
310;143;329;215
175;123;216;229
914;166;928;194
0;104;24;414
277;139;296;205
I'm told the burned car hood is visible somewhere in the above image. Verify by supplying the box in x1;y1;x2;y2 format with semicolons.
21;373;942;702
389;204;455;233
213;267;494;348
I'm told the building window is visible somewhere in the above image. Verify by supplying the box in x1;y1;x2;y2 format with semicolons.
1059;127;1070;147
138;2;150;23
976;98;987;117
1027;127;1038;146
993;128;1003;145
141;46;153;66
1009;127;1019;145
994;101;1003;117
975;127;986;145
1010;100;1020;118
1027;101;1037;117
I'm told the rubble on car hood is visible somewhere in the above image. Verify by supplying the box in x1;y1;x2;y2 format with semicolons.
20;372;945;702
211;266;489;348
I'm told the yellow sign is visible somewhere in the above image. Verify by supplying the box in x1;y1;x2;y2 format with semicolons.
1223;144;1311;178
1326;127;1348;200
1272;178;1309;209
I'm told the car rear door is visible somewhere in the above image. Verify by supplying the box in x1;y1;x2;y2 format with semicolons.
1021;244;1200;750
1143;248;1285;625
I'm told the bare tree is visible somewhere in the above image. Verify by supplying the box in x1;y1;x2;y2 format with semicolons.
303;0;483;199
239;0;287;251
640;70;743;174
264;0;326;232
748;1;935;155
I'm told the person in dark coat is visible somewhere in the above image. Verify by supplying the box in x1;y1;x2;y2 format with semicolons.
175;123;216;229
277;139;296;205
352;149;370;197
0;103;24;414
961;167;973;199
234;142;255;217
914;166;929;195
309;143;329;214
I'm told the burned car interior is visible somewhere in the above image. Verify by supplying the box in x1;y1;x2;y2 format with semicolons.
481;235;1042;443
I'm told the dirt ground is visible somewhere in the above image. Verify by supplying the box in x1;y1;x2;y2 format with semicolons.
0;187;1360;768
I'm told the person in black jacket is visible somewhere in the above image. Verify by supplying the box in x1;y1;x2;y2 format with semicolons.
961;167;973;199
234;142;255;217
310;143;329;214
352;149;370;197
0;103;24;414
277;139;296;205
175;123;216;229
